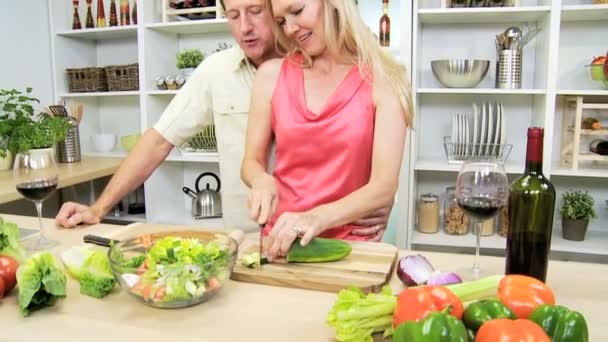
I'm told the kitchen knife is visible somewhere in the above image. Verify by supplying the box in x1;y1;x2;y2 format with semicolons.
83;234;119;247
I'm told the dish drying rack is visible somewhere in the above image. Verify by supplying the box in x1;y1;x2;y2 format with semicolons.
178;125;217;156
443;136;512;164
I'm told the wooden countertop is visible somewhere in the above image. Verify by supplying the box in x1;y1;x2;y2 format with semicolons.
1;214;607;341
0;156;122;204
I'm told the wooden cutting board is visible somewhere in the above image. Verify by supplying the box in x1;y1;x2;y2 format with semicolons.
231;237;398;293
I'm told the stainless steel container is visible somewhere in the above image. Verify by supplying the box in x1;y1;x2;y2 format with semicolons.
496;49;522;89
56;116;81;163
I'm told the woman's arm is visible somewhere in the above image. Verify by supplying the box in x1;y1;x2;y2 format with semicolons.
241;59;283;225
266;71;408;257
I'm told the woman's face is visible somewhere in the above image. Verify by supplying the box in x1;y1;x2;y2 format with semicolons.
271;0;326;56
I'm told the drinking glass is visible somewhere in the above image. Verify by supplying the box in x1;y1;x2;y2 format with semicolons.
13;150;60;250
455;161;509;277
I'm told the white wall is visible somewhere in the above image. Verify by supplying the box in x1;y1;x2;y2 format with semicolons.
0;2;54;105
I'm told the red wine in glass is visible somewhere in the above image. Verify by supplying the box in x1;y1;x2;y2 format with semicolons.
457;197;503;221
16;180;58;202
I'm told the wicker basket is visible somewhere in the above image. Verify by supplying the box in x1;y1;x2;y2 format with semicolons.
66;67;108;92
105;63;139;91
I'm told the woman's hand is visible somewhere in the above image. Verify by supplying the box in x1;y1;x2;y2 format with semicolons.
263;211;325;261
248;173;279;225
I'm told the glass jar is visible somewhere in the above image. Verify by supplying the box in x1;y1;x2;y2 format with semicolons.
444;186;469;235
471;217;496;237
498;205;509;237
417;193;439;234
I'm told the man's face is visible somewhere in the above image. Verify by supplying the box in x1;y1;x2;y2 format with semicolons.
224;0;276;66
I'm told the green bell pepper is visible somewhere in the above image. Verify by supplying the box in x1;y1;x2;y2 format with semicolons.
529;304;588;342
463;299;516;333
393;311;468;342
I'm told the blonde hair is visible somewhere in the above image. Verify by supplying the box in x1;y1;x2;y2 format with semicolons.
266;0;413;127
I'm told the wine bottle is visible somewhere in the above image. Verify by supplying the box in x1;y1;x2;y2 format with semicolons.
505;127;556;282
590;139;608;156
379;0;390;47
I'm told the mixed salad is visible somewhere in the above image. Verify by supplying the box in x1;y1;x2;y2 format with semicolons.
113;236;231;304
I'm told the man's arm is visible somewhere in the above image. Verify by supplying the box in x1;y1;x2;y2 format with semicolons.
56;129;173;227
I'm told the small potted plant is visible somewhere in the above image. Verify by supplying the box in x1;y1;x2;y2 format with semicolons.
176;48;204;79
559;190;597;241
0;88;70;169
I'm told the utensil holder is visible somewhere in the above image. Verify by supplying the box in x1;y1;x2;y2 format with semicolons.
56;117;81;163
496;49;522;89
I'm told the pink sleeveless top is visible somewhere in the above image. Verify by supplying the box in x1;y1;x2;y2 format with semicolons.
263;56;375;241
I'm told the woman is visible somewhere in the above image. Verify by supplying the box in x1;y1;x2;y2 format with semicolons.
241;0;413;260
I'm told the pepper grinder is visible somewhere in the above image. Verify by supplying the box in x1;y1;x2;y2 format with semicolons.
85;0;94;28
72;0;82;30
109;0;118;26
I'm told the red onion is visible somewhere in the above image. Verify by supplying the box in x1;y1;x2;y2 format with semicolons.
427;272;463;286
397;254;435;286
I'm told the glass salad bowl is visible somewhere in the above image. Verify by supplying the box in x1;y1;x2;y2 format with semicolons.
108;230;238;309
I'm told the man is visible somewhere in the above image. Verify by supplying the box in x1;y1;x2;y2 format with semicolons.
56;0;390;240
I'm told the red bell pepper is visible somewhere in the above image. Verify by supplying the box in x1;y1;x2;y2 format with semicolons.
498;274;555;319
393;286;464;328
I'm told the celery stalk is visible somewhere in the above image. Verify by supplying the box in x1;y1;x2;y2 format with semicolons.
445;275;503;304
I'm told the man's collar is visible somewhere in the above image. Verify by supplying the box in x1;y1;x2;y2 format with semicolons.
231;46;254;72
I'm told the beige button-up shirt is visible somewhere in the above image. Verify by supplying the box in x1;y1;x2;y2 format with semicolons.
154;46;259;232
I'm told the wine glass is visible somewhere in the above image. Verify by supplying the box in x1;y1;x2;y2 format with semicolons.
13;150;60;251
455;161;509;278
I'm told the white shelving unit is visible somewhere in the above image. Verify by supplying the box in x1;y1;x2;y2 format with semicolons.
47;1;607;257
408;0;608;259
48;0;231;226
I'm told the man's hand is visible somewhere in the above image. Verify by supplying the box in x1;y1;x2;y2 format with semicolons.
55;202;103;228
350;204;394;242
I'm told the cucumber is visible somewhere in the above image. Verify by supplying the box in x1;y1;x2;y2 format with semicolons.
286;238;352;263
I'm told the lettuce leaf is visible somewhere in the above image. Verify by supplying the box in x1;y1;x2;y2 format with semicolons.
326;286;396;342
61;246;116;298
16;252;67;317
0;216;26;263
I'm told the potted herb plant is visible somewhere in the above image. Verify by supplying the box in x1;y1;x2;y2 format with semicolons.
176;48;204;79
559;190;597;241
0;88;70;170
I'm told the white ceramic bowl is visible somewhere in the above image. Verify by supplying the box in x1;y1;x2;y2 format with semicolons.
92;134;117;153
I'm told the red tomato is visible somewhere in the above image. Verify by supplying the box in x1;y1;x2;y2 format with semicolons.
0;255;18;293
0;277;5;299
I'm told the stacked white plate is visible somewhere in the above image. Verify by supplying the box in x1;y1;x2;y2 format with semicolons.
451;101;506;159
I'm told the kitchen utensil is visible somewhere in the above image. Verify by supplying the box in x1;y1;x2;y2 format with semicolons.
232;238;398;293
48;105;69;117
431;60;490;88
518;26;541;49
182;172;222;219
504;26;522;49
496;33;507;51
107;230;240;308
500;103;506;147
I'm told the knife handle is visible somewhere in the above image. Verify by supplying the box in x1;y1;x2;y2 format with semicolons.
83;234;118;247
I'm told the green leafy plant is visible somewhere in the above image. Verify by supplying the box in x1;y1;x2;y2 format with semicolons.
176;48;204;69
559;190;597;221
0;88;70;158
